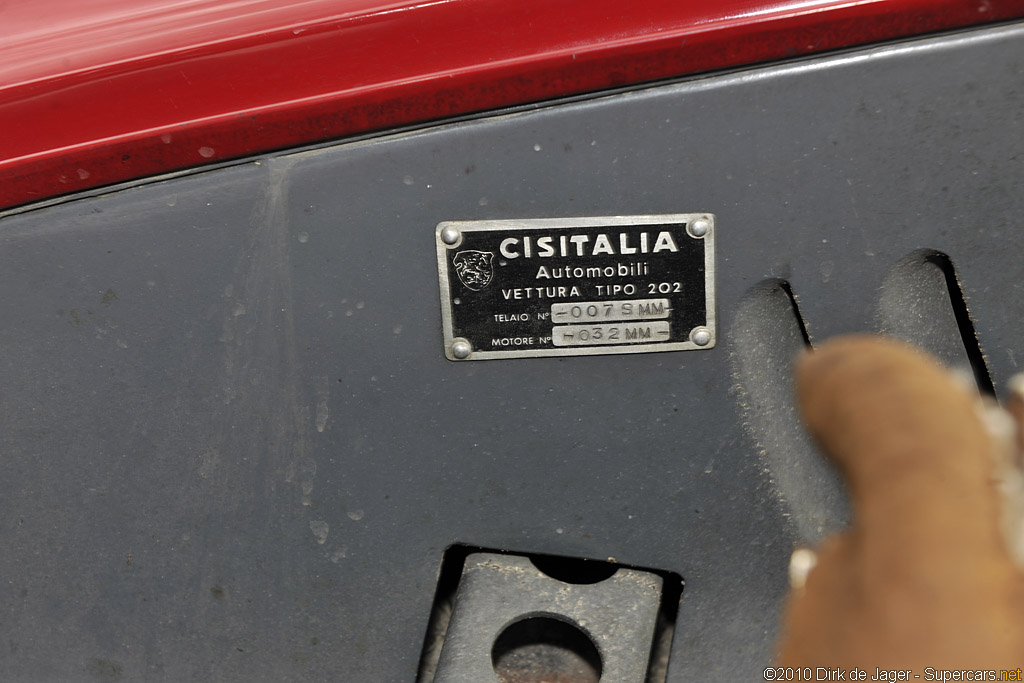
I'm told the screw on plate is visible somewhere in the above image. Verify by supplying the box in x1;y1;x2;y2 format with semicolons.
440;225;462;246
688;217;711;238
450;340;472;359
689;326;712;347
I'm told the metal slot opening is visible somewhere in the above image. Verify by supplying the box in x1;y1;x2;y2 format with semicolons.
416;544;683;683
878;249;994;395
732;279;849;544
492;615;603;683
529;555;619;585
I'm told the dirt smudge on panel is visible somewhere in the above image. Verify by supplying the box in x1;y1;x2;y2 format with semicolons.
85;658;123;680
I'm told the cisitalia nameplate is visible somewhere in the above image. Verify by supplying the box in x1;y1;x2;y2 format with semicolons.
436;214;716;361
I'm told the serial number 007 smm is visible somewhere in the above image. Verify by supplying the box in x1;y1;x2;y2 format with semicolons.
435;215;716;360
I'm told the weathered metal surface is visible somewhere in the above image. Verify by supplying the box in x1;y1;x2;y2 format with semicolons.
433;554;661;682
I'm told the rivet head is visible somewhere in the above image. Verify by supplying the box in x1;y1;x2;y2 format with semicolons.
689;218;711;238
440;226;461;246
690;326;712;347
451;340;472;359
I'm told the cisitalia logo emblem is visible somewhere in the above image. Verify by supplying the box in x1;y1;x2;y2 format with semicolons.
453;250;495;291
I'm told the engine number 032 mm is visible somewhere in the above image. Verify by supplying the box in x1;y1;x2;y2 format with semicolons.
552;321;671;346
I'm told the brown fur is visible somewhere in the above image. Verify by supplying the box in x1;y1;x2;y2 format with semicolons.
777;336;1024;669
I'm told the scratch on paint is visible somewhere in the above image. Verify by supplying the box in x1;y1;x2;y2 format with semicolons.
315;375;329;433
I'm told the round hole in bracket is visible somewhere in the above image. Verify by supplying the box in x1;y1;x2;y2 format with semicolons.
529;555;619;585
491;615;602;683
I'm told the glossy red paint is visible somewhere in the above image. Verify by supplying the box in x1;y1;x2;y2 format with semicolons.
2;0;1023;210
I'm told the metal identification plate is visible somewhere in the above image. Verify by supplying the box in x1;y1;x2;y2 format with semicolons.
436;214;715;361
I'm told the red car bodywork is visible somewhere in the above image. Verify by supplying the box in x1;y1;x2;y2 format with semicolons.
2;0;1023;211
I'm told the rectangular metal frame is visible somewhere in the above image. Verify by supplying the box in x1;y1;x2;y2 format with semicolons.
435;214;716;361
